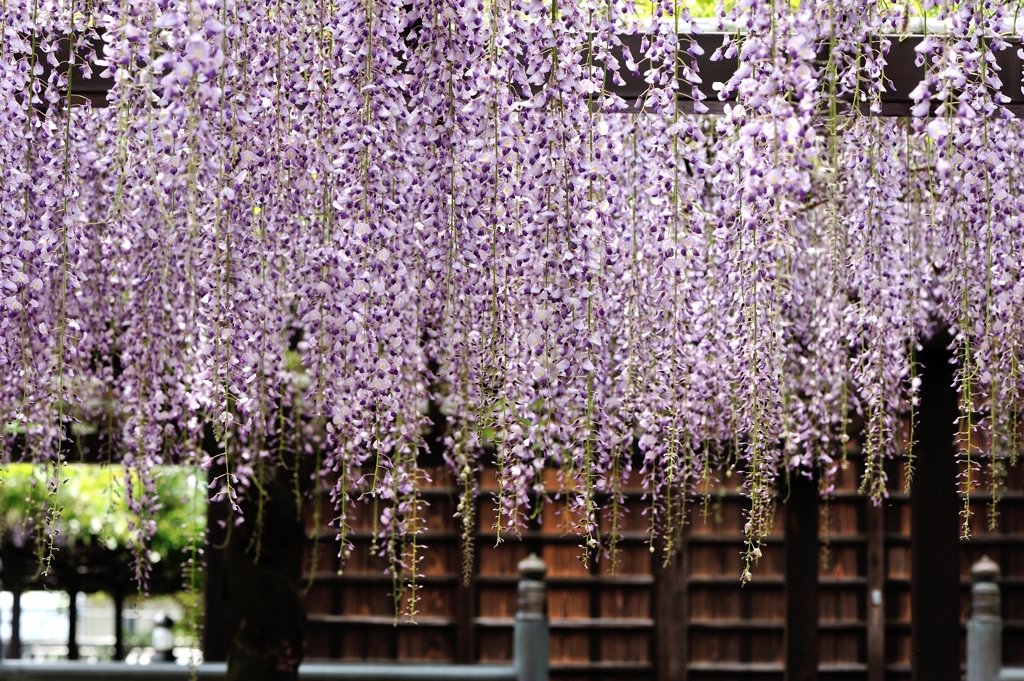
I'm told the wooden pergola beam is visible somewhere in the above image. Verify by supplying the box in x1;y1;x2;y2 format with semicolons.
47;32;1024;116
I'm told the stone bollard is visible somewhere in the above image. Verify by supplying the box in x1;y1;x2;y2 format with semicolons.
967;555;1002;681
514;553;549;681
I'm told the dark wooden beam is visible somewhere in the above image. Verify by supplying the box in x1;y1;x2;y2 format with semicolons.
202;465;240;662
48;30;1024;117
594;32;1024;115
455;562;475;664
8;553;23;660
589;551;601;668
654;534;687;681
113;587;125;661
784;473;819;681
221;461;307;681
910;331;960;681
67;579;79;660
866;501;886;681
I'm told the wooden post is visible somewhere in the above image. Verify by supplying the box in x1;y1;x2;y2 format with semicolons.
202;460;240;662
67;582;79;660
866;502;886;681
455;572;475;664
911;331;960;681
113;587;125;661
514;554;549;681
654;535;686;681
9;554;22;660
221;460;307;681
785;473;819;681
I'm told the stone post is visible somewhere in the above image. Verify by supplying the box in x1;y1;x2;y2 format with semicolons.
967;555;1002;681
514;554;548;681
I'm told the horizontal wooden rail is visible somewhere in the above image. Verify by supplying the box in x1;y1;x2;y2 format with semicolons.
630;32;1024;116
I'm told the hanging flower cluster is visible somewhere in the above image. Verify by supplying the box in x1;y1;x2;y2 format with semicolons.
2;0;1023;588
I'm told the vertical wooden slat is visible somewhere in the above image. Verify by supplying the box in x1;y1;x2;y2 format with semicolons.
67;579;79;660
589;552;601;665
681;527;689;681
655;533;686;681
9;552;23;660
785;474;818;681
329;575;342;660
456;566;475;663
866;501;885;681
739;568;752;666
910;332;960;681
113;587;125;661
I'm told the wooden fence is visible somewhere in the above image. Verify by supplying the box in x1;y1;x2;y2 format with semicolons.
295;445;1024;681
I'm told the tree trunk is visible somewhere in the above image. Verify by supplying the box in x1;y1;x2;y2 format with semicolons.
222;463;307;681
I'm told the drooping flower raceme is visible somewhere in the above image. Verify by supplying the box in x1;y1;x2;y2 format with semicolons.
2;0;1023;591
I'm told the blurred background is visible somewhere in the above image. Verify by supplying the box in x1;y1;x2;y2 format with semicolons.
0;464;204;664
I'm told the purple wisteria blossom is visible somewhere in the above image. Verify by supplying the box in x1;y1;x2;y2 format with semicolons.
1;0;1023;590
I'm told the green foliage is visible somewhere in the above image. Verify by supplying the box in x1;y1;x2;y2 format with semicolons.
630;0;936;20
0;463;205;567
632;0;721;18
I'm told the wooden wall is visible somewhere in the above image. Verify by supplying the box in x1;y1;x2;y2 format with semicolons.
882;455;1024;678
299;449;1024;680
300;465;658;680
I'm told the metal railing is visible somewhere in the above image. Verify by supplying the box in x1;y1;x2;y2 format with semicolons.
967;556;1024;681
0;556;549;681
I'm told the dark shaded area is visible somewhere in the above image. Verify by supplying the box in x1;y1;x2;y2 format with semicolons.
22;24;1024;117
202;466;241;664
785;473;819;681
0;550;24;660
866;500;886;679
910;330;961;681
586;33;1024;115
210;456;307;681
